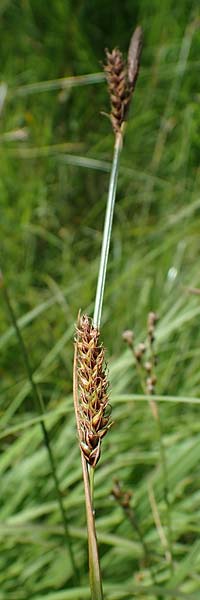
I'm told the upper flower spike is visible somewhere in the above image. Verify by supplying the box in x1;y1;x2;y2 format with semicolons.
104;26;143;134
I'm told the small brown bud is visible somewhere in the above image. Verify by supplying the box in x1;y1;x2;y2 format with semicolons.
112;479;122;501
134;348;142;362
148;311;158;324
144;361;152;373
148;312;159;330
122;329;134;346
138;342;146;353
112;480;132;509
146;377;155;394
134;342;146;362
121;491;132;508
146;373;157;394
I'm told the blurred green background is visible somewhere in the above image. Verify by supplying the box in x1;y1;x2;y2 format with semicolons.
1;1;200;598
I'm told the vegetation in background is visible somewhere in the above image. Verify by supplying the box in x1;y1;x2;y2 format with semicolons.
1;0;200;598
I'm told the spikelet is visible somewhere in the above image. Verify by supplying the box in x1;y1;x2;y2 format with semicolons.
75;314;112;467
104;48;130;134
104;25;143;134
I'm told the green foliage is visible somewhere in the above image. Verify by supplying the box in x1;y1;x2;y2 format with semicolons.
1;0;200;597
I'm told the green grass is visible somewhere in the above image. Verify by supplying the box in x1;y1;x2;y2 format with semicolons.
1;0;200;598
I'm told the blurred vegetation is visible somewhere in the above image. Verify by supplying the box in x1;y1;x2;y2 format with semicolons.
1;0;200;598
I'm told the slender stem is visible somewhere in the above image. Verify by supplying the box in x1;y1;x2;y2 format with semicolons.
89;466;95;506
156;415;174;575
149;404;174;575
1;277;79;585
148;341;174;575
93;131;123;329
73;344;103;600
123;505;160;593
148;482;171;563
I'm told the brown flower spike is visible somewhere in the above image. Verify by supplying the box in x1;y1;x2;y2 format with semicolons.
104;25;143;134
75;314;112;467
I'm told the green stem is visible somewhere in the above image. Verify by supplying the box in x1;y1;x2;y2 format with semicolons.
156;415;174;575
93;131;123;329
89;466;95;506
149;341;174;575
1;276;79;585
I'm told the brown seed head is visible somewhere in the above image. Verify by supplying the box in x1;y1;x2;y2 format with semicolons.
76;314;112;467
134;342;146;362
104;26;143;134
104;48;130;134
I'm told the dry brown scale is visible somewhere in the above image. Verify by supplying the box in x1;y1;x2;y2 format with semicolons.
76;314;112;467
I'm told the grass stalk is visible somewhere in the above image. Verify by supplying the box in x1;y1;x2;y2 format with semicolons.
156;415;174;574
139;371;174;573
0;274;79;585
93;131;123;329
148;319;174;575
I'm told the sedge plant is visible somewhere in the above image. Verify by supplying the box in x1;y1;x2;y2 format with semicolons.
73;26;143;599
123;314;174;575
